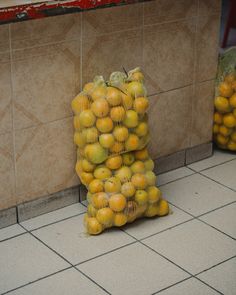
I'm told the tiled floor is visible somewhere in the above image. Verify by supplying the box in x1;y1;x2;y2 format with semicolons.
0;149;236;295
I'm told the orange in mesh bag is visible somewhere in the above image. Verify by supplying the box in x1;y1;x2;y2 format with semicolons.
213;48;236;151
72;68;169;235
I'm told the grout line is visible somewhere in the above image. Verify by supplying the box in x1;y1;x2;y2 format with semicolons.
197;200;236;218
195;255;236;277
196;218;236;241
0;231;28;243
74;267;111;295
19;223;111;295
187;157;236;173
0;266;73;295
158;171;196;188
151;277;192;295
76;240;138;266
193;277;224;295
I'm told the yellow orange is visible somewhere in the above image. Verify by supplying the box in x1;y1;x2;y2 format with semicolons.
92;192;109;209
114;213;128;227
109;194;127;212
135;190;148;205
229;93;236;108
73;116;81;131
130;161;145;174
231;131;236;142
144;158;155;171
79;110;96;127
123;110;139;128
113;126;129;142
134;148;149;160
121;92;133;110
147;186;161;203
84;143;108;164
109;141;124;154
104;177;121;194
214;96;231;113
219;125;232;137
213;124;219;134
105;155;123;170
219;81;233;97
110;106;126;122
125;201;138;223
91;98;109;118
88;179;104;194
94;166;112;180
216;134;229;146
127;81;145;98
74;132;86;148
134;121;148;137
145;203;159;217
131;173;147;189
133;97;149;114
83;82;94;94
213;112;223;124
121;182;136;198
91;86;107;101
71;94;90;115
156;199;169;216
86;217;103;235
227;140;236;151
87;204;98;217
122;152;135;166
106;87;122;106
129;71;144;82
96;207;114;227
223;113;236;128
232;80;236;91
145;171;157;186
96;117;114;133
224;73;236;84
81;158;95;173
125;134;139;151
82;127;99;143
115;166;132;183
99;133;115;148
80;172;94;186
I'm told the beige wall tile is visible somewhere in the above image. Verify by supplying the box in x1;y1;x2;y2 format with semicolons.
148;86;193;159
143;19;196;95
82;3;143;38
198;0;221;16
190;80;214;147
82;29;142;84
0;132;15;210
144;0;198;25
15;117;79;204
11;13;81;50
196;15;221;82
0;24;10;53
12;41;80;130
0;62;12;135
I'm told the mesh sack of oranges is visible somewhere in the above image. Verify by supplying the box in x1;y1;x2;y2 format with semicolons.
213;48;236;151
72;68;169;235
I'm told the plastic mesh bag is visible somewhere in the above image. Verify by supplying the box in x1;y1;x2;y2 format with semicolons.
72;68;169;235
213;47;236;151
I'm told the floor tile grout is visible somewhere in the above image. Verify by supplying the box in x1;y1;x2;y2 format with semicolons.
151;277;191;295
0;231;28;243
197;200;236;218
195;255;236;277
158;171;197;188
193;276;224;295
187;156;236;173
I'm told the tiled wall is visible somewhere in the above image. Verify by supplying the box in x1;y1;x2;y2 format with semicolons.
0;0;221;211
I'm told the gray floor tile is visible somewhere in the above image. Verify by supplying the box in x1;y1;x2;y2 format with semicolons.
78;243;189;295
0;234;69;294
157;167;195;186
197;258;236;295
200;202;236;239
6;268;106;295
155;277;218;295
161;174;236;216
188;150;236;172
33;214;135;265
201;160;236;191
20;203;86;231
143;219;236;275
0;224;25;241
123;204;193;240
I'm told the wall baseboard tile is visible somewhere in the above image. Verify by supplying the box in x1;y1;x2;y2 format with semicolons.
0;207;17;229
186;142;213;165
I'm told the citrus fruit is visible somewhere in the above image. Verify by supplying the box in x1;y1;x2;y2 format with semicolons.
122;152;135;166
145;171;157;186
79;110;96;127
73;116;81;131
82;127;99;143
71;94;90;114
213;112;223;124
121;182;136;197
216;134;229;146
113;126;129;142
96;117;114;133
123;110;139;128
129;71;144;82
88;179;104;194
134;148;149;160
81;158;95;172
91;98;109;117
83;82;94;93
134;121;148;137
87;204;98;217
109;141;124;154
75;160;82;175
147;186;161;203
80;172;94;185
125;134;139;151
124;201;138;220
219;125;232;137
156;199;169;216
213;124;219;134
214;96;231;113
110;106;126;122
74;132;86;148
145;204;159;217
131;173;147;189
84;143;108;164
91;86;107;101
109;194;127;212
232;80;236;91
121;92;133;109
224;73;236;83
104;177;121;194
115;166;132;183
96;208;114;227
105;155;123;170
231;131;236;142
114;213;128;227
223;113;236;128
227;140;236;151
94;166;112;180
218;81;233;97
229;93;236;108
130;161;145;173
86;217;103;235
144;158;155;171
106;87;122;106
127;81;145;98
99;133;115;148
133;97;149;114
92;192;109;209
135;190;148;205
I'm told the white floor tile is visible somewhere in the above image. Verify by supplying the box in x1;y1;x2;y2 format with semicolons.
33;214;135;265
200;202;236;239
21;203;86;231
78;243;189;295
201;159;236;191
161;174;236;216
7;268;106;295
124;204;192;240
157;167;194;186
188;150;236;172
0;224;25;241
156;277;218;295
0;234;69;294
197;258;236;295
143;219;236;275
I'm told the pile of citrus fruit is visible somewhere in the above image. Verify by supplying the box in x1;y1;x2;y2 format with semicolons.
72;68;169;235
213;72;236;151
